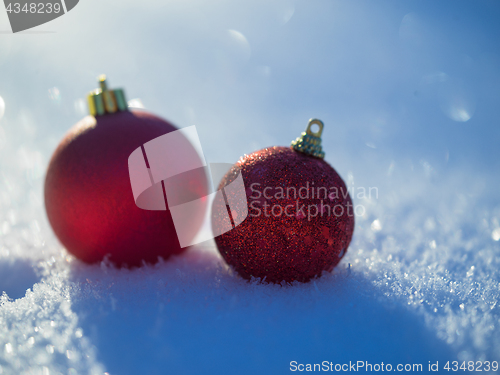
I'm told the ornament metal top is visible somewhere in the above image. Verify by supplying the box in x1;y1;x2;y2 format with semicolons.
290;118;325;159
87;74;128;116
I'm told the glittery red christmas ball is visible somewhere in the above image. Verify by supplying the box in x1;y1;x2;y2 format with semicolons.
45;104;208;267
212;123;354;283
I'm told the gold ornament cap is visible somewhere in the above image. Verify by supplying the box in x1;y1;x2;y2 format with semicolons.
291;118;325;159
87;75;128;116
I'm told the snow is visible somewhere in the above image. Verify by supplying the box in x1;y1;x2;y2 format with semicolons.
1;0;500;374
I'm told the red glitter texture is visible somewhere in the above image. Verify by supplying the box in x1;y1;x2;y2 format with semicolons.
212;146;354;283
44;110;208;267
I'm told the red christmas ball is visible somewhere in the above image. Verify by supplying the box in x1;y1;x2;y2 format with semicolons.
44;78;208;266
211;120;354;283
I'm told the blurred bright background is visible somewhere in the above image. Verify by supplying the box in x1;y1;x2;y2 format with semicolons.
0;1;499;374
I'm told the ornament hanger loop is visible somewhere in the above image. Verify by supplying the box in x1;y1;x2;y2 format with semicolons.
306;118;324;138
290;118;325;159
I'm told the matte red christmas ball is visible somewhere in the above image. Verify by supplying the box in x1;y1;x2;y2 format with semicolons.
211;119;354;283
44;76;208;266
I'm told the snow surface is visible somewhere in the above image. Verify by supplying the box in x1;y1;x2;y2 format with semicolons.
1;0;500;374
